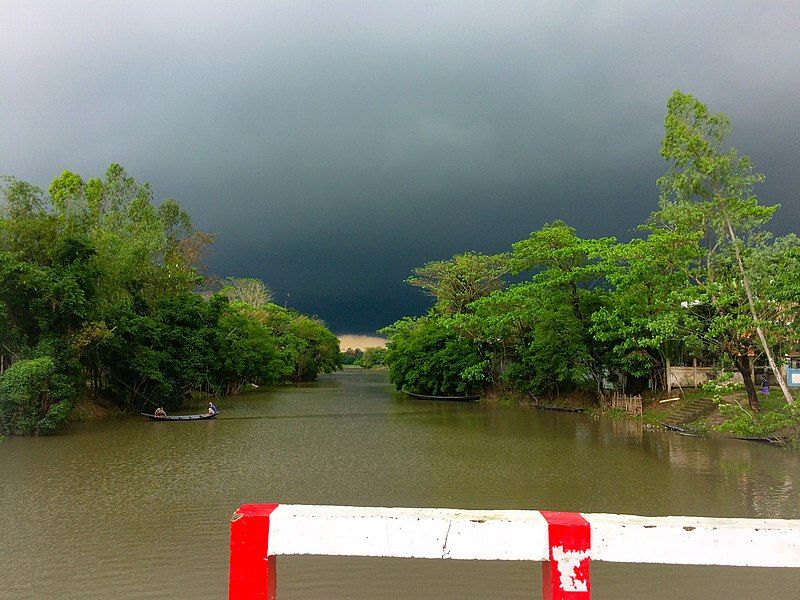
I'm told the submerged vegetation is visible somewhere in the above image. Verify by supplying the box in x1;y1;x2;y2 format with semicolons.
382;91;800;436
0;165;340;435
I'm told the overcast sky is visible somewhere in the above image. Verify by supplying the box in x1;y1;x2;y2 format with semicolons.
2;1;798;333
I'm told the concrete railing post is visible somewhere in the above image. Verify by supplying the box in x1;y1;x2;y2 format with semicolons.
229;504;279;600
541;511;591;599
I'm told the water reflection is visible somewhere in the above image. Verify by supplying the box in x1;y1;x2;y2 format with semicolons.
1;369;798;599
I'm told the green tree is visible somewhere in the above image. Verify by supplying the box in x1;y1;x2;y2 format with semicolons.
407;251;508;315
360;346;387;369
0;357;71;435
214;307;286;394
592;229;701;387
340;348;364;365
233;303;341;382
381;316;483;395
510;221;614;393
655;90;792;409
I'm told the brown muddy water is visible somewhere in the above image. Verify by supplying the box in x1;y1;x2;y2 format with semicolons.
1;369;799;599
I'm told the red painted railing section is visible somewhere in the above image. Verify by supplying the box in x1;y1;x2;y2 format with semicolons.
541;511;591;599
228;504;800;599
229;503;279;600
228;505;592;599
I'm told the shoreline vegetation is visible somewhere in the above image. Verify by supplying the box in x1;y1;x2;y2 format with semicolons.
0;164;340;436
379;90;800;447
483;386;800;447
4;90;798;448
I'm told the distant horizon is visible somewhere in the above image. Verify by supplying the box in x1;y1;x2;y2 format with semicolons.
337;334;387;351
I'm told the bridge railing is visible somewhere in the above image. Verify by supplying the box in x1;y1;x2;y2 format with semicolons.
228;503;800;599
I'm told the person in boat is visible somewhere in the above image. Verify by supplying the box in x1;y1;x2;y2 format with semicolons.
154;407;167;417
208;401;218;415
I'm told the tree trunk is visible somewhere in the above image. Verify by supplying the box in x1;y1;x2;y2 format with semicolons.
666;356;672;394
734;354;760;412
723;214;793;405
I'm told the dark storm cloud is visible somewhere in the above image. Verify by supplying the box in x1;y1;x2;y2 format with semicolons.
2;2;799;333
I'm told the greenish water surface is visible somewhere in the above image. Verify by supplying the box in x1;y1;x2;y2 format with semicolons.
1;369;798;599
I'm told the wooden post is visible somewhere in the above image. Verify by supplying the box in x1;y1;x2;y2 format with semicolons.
666;357;671;394
692;358;698;388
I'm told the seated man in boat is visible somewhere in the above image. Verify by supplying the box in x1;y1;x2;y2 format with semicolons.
208;401;218;415
154;407;166;417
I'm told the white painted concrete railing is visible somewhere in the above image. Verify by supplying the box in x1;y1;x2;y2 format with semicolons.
228;504;800;599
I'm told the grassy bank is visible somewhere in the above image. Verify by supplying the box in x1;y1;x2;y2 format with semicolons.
486;384;800;447
633;388;800;446
692;391;800;442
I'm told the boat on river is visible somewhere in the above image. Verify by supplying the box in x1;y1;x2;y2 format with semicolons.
140;411;220;421
401;390;480;402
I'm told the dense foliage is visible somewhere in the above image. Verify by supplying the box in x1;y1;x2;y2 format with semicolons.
381;317;483;395
340;347;387;368
382;92;800;408
340;348;364;365
0;165;340;435
359;347;387;369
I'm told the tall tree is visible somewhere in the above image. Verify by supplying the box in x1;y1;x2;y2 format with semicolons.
510;221;614;393
655;90;792;408
592;229;701;388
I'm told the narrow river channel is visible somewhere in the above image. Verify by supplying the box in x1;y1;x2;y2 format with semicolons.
2;369;799;599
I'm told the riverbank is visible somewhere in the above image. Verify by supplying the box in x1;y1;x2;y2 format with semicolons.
677;390;800;446
70;397;125;422
484;385;800;447
482;387;595;409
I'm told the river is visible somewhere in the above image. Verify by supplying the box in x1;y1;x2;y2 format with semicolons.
1;369;799;599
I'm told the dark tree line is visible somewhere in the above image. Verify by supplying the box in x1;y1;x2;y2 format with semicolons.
382;92;800;410
0;165;340;435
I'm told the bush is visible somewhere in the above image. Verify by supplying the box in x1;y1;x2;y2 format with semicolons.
360;347;387;369
701;372;744;394
381;316;483;395
0;357;72;435
715;401;800;438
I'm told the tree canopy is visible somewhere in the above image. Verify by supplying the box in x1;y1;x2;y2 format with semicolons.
0;165;341;435
382;92;800;407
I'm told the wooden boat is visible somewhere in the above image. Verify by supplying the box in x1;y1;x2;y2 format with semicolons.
401;390;480;402
535;404;584;413
663;423;705;437
141;411;220;421
724;433;782;445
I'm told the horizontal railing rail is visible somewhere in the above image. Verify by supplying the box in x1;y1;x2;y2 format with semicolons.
229;504;800;599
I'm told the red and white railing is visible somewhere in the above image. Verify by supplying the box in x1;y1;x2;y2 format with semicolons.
229;504;800;599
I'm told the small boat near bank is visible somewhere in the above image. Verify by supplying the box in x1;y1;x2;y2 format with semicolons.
401;390;480;402
663;422;706;437
534;404;584;413
141;411;220;421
